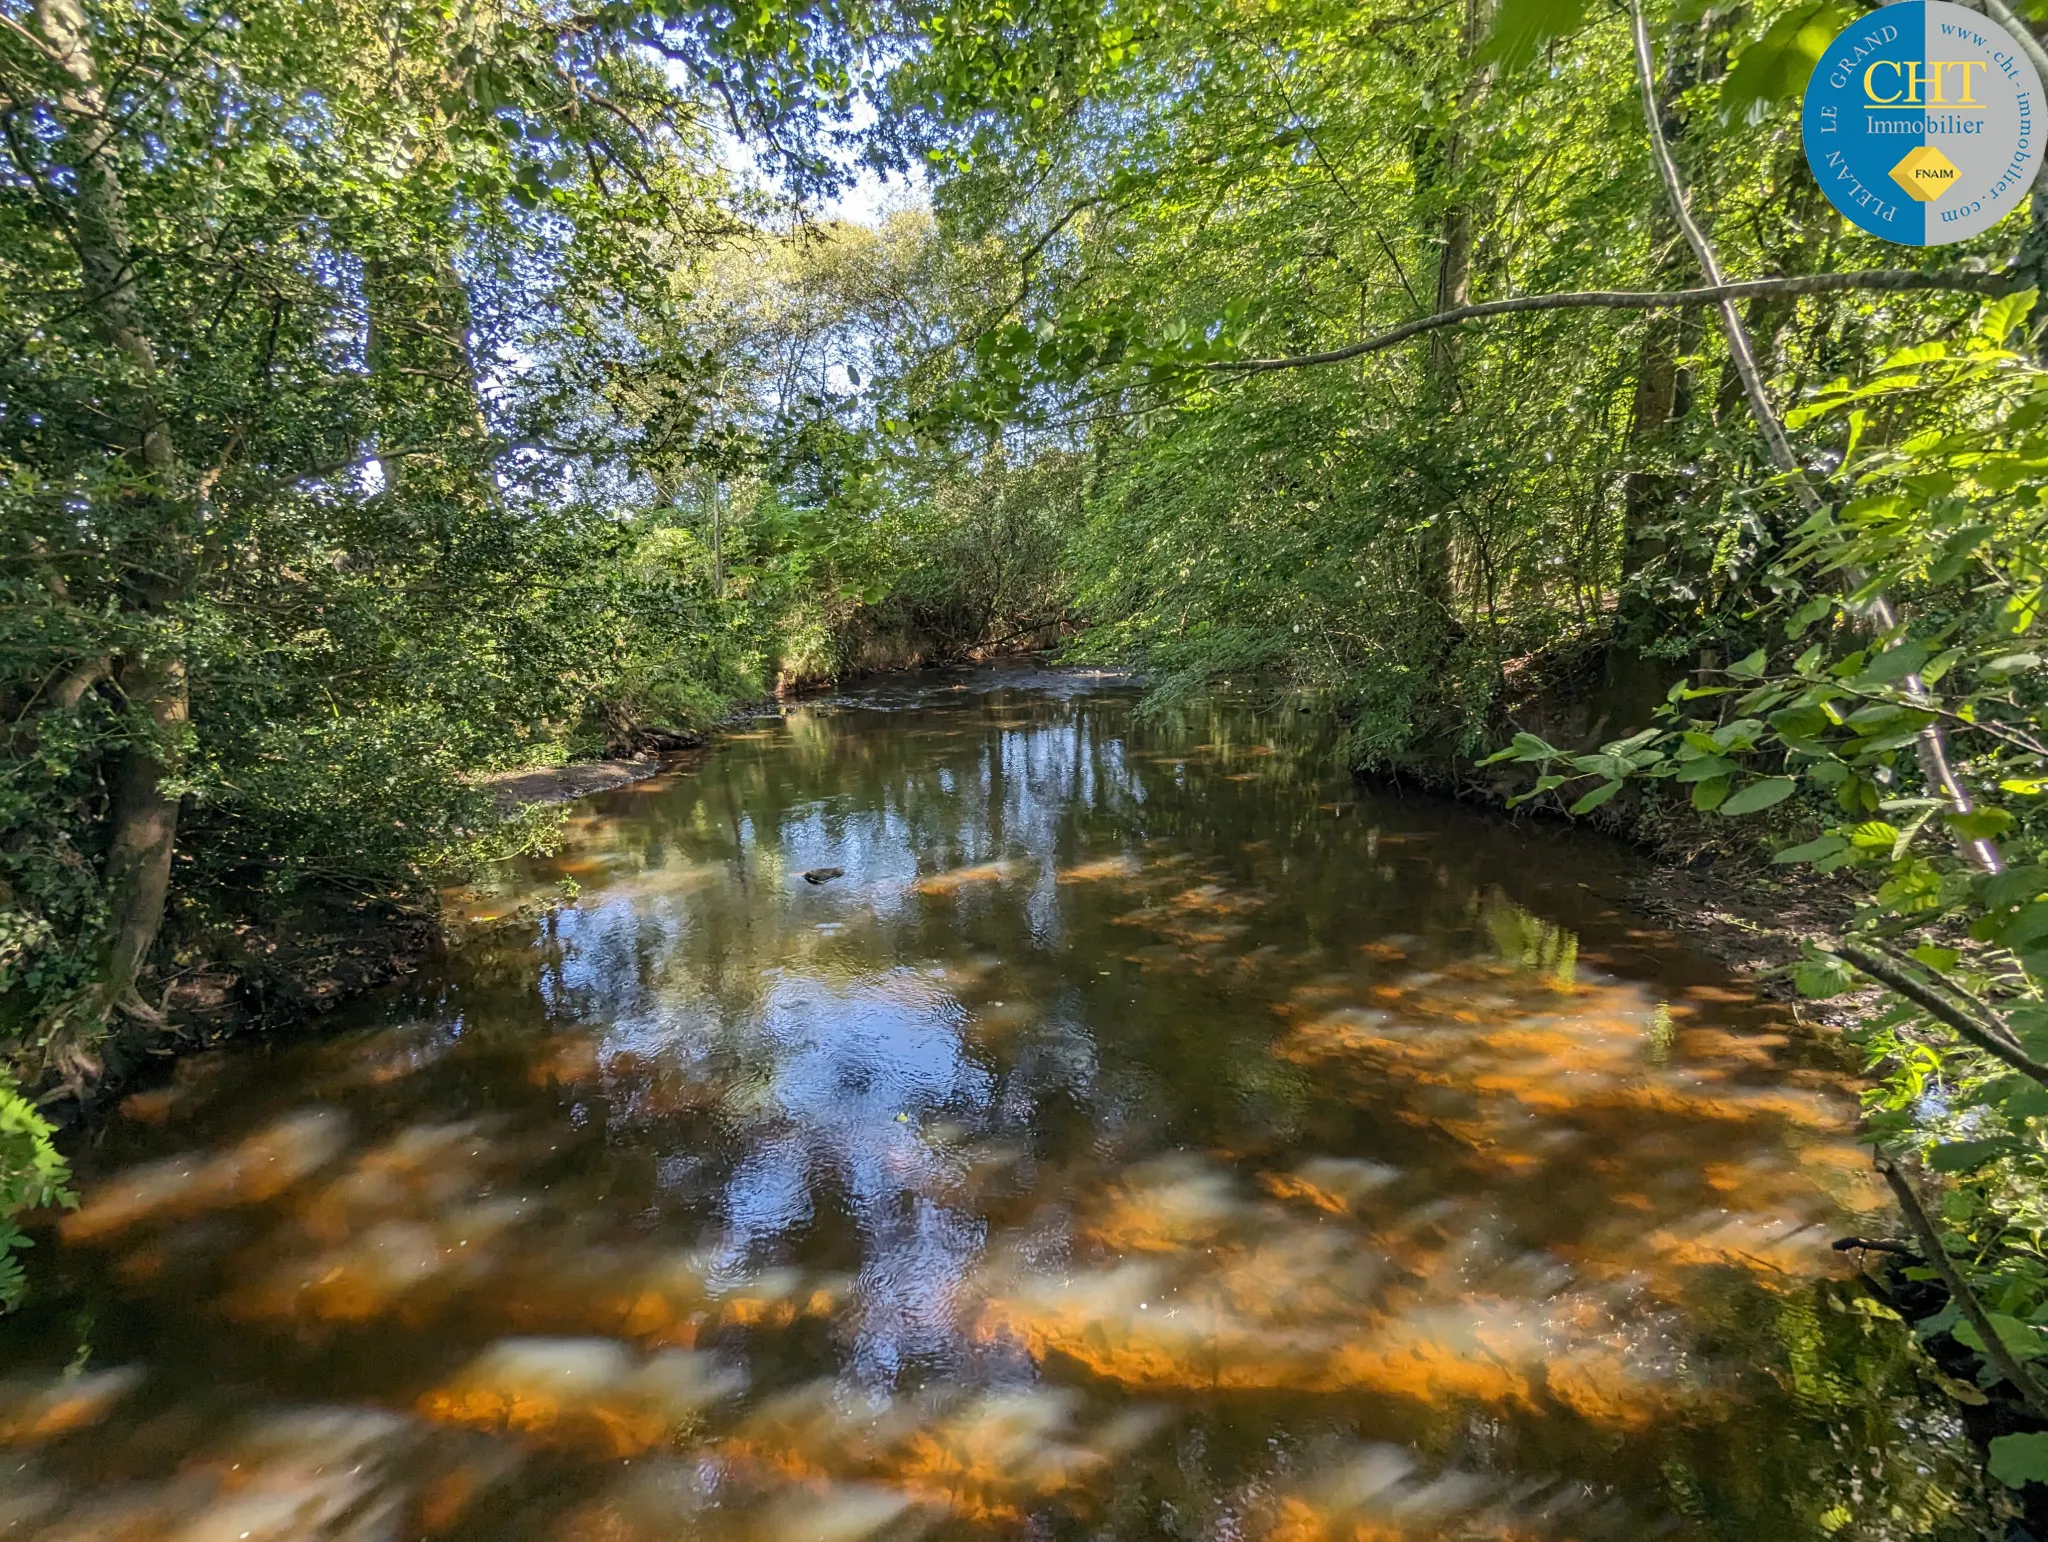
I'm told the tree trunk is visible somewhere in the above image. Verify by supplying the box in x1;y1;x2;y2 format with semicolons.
1423;0;1492;409
1619;16;1718;632
35;0;187;1023
35;0;172;473
2013;193;2048;362
1412;0;1494;633
101;654;188;1012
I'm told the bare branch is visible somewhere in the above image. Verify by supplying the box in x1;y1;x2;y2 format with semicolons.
1203;271;2008;373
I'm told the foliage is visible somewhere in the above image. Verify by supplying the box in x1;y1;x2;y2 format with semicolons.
0;1069;71;1308
1483;293;2048;1434
0;0;937;1306
1;0;2044;1485
866;0;2040;759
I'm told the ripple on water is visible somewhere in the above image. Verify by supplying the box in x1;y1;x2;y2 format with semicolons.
0;673;2008;1539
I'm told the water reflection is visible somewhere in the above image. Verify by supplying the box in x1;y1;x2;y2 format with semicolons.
0;668;2005;1538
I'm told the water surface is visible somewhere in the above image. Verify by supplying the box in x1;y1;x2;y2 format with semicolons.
0;670;2001;1539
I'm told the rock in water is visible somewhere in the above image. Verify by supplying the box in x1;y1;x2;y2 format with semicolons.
803;867;845;885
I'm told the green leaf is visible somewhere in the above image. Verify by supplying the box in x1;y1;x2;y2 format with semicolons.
1992;901;2048;950
1984;1071;2048;1118
1855;640;1931;686
1944;808;2014;841
1793;955;1856;998
1691;775;1731;811
1877;860;1945;913
1480;0;1588;66
1727;647;1768;679
1769;705;1832;740
1774;834;1849;864
1955;1311;2048;1360
1674;754;1740;783
1978;289;2040;347
1990;1432;2048;1489
1981;865;2048;908
1920;646;1965;684
1720;0;1859;124
1928;525;1993;584
1719;776;1797;816
1570;780;1623;814
1599;728;1663;760
1481;731;1559;766
1786;596;1835;638
1506;773;1567;808
1927;1139;2016;1173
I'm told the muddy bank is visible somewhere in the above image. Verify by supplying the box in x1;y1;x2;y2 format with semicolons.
478;751;685;812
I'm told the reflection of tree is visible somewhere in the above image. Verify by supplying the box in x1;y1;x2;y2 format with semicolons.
1481;893;1579;986
8;683;2007;1540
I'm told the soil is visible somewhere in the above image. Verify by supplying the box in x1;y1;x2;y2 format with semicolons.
1619;856;1881;1034
477;751;687;812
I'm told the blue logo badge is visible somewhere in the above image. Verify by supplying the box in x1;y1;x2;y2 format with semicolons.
1803;0;2043;245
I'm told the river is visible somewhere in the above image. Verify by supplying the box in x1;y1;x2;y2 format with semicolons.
0;668;2003;1539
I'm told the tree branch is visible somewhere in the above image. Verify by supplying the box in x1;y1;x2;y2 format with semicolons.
1202;270;2008;373
1877;1154;2048;1419
1832;940;2048;1087
1975;0;2048;85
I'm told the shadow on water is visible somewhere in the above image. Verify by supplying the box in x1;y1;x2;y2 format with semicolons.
0;666;2008;1538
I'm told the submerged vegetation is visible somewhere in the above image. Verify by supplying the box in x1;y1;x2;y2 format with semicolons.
5;0;2048;1501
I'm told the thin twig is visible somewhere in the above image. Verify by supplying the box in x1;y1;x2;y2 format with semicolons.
1877;1154;2048;1419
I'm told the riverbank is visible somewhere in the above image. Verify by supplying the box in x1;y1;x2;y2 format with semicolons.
1363;635;1881;1036
478;750;689;812
27;742;723;1117
88;665;1856;1108
27;660;1065;1116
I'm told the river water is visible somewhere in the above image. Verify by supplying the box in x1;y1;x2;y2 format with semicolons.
0;669;2003;1539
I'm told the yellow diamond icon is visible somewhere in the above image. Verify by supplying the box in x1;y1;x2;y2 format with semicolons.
1890;145;1961;202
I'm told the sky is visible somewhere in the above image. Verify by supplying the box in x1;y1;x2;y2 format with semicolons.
713;88;929;230
821;162;926;225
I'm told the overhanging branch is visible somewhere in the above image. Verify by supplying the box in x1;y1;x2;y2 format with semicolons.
1203;270;2011;374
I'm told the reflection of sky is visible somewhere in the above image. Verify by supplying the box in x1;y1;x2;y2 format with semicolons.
705;971;992;1382
12;684;2001;1542
533;700;1145;1389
